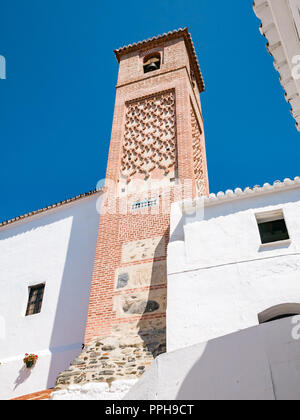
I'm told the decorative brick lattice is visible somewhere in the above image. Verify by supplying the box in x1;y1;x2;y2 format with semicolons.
121;90;177;182
191;105;206;195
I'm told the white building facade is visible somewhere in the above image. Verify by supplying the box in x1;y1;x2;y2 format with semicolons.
126;316;300;400
167;178;300;352
3;178;300;400
254;0;300;130
0;191;101;400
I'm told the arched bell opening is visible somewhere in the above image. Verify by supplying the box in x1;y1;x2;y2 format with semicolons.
143;53;161;74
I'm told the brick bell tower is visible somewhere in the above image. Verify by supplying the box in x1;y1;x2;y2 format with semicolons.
55;28;208;390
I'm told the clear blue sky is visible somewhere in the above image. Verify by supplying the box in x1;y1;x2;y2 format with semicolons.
0;0;299;222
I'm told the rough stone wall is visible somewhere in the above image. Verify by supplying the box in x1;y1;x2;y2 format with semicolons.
55;319;165;390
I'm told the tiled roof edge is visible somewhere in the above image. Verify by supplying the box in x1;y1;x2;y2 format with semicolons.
182;177;300;210
0;189;103;229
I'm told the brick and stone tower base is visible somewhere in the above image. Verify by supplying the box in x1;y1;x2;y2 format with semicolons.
54;28;209;391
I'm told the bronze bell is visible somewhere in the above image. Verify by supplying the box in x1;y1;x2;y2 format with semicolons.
144;62;159;73
144;56;160;73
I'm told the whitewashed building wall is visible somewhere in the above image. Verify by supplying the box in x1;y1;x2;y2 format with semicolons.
167;181;300;352
0;193;101;400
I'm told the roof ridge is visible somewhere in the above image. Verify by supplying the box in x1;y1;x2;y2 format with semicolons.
114;28;188;55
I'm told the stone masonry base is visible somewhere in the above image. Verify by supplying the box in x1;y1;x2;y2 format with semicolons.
54;319;165;392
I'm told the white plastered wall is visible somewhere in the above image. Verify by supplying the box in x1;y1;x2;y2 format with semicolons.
167;186;300;352
0;193;101;400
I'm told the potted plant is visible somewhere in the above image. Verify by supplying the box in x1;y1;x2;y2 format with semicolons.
23;353;38;369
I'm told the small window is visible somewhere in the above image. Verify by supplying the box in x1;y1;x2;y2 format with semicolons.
26;284;45;316
143;54;161;74
256;210;289;245
132;198;158;210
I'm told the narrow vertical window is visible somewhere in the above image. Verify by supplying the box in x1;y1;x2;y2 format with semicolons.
26;284;45;316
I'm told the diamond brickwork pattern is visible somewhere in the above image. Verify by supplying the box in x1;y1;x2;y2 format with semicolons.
191;104;206;195
121;90;177;182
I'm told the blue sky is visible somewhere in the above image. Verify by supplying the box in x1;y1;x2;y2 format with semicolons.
0;0;299;222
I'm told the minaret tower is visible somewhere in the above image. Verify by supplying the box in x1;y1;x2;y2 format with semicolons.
55;28;209;390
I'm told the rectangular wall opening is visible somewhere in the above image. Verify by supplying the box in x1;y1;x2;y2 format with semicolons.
255;210;290;245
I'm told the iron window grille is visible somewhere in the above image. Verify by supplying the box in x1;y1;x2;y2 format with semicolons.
26;284;45;316
132;198;158;211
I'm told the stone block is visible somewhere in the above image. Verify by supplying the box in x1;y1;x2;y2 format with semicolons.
113;289;166;317
115;260;166;290
121;236;165;263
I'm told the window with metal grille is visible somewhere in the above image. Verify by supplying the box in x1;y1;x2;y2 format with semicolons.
132;198;158;211
26;284;45;316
